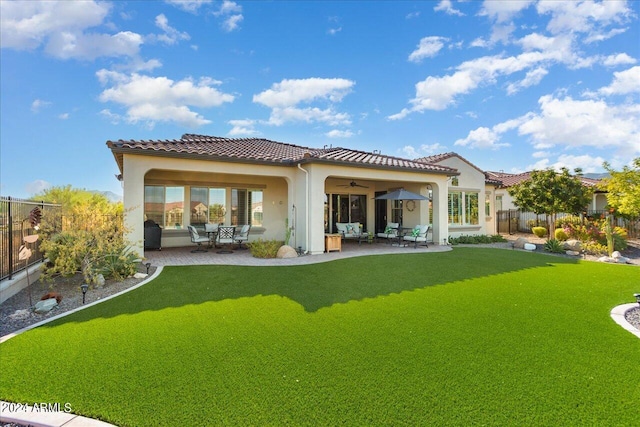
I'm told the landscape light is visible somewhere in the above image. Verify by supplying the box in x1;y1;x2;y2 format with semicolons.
634;293;640;306
145;262;151;274
81;284;89;304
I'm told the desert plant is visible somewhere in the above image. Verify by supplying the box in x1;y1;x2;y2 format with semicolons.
448;234;507;245
554;228;568;241
284;218;292;246
532;226;547;238
544;239;565;254
39;210;139;285
582;241;608;256
248;239;284;258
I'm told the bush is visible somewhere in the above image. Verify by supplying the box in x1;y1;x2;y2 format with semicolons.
544;239;565;254
248;239;284;258
39;212;140;285
448;235;507;245
583;241;608;256
532;227;547;238
554;228;568;241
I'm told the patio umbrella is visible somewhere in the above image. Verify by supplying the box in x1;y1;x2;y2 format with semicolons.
374;188;429;201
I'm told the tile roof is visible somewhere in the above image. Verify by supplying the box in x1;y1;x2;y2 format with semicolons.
107;134;458;175
486;171;602;188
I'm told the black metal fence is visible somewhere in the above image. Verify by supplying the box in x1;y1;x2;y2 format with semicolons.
497;209;639;238
0;197;62;281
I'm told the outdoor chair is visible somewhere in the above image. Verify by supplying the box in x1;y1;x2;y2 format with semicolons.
402;224;431;248
216;225;236;253
204;223;219;247
376;222;399;243
187;226;210;253
234;225;251;249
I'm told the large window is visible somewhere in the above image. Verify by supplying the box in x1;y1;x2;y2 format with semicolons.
232;189;263;226
190;187;226;230
329;194;367;232
448;190;479;226
144;186;185;229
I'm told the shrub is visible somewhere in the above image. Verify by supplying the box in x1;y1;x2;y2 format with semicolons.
248;239;284;258
544;239;565;254
39;212;139;285
532;227;547;238
448;235;507;245
583;241;608;256
554;228;568;241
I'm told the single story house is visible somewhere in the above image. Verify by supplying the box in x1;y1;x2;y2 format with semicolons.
107;135;502;256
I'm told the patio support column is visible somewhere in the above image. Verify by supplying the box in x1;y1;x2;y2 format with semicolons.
307;167;328;255
431;180;448;245
122;156;146;256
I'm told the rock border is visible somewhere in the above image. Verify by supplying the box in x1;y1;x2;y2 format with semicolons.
610;303;640;339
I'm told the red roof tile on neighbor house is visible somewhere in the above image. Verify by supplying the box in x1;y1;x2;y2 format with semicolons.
107;134;458;175
486;170;601;188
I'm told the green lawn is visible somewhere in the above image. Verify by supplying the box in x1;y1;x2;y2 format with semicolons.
1;248;638;426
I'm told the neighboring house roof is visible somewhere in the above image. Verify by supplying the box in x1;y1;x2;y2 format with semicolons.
486;171;602;189
107;134;458;176
416;152;502;187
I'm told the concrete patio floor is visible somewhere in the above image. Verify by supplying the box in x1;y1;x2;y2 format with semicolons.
143;240;452;267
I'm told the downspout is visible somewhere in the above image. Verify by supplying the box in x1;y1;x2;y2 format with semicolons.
297;163;310;254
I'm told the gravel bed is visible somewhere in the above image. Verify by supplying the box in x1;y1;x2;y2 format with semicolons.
625;306;640;330
1;267;156;338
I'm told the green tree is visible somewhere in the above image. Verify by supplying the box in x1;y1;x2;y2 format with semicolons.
508;168;593;237
600;158;640;218
34;185;121;216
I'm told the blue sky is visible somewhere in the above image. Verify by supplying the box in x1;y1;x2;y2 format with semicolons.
1;0;639;199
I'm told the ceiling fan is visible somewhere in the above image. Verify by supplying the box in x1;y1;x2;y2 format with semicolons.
338;180;369;188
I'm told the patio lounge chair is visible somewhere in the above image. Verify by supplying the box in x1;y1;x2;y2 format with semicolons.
187;226;210;252
376;222;399;243
402;224;431;248
234;225;251;249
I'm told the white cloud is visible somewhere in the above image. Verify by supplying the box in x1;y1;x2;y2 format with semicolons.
165;0;212;13
253;78;355;126
454;126;511;149
434;1;464;17
26;179;51;195
602;53;637;67
327;27;342;35
402;143;447;158
97;70;235;128
506;67;548;95
0;0;144;61
31;99;51;112
408;36;448;63
58;113;69;120
598;66;640;96
214;1;243;32
527;154;607;173
518;95;640;156
584;27;628;43
536;0;632;36
326;129;354;138
406;11;420;19
152;14;190;45
227;119;259;136
479;0;535;23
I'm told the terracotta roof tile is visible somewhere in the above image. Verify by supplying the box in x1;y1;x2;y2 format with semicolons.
107;134;458;175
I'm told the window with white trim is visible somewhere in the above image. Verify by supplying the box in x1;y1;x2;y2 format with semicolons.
448;190;479;226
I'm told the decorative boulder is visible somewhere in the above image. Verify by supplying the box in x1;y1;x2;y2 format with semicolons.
524;243;536;251
513;237;529;249
276;245;298;259
34;298;58;314
133;272;148;279
96;274;106;287
566;250;581;256
563;239;582;252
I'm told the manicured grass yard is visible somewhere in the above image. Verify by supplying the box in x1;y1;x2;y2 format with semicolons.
0;248;638;426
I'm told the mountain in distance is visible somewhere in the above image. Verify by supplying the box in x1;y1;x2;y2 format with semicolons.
583;173;610;180
94;190;123;203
